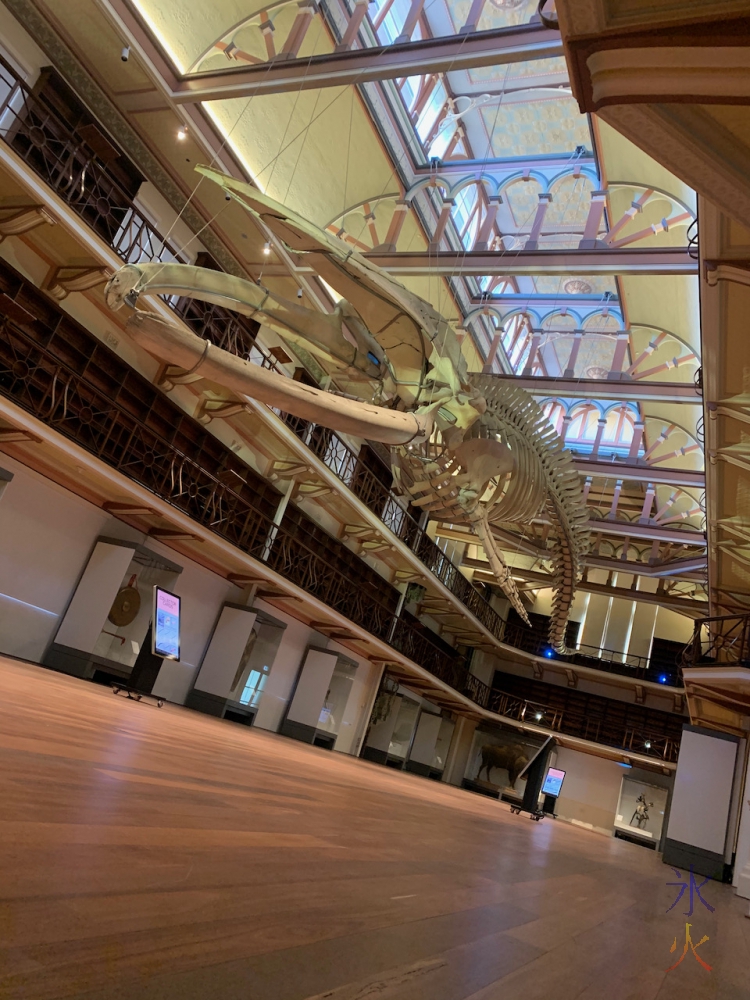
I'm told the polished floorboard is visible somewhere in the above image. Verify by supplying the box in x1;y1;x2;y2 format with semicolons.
0;656;748;1000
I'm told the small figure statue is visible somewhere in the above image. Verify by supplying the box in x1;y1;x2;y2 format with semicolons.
630;792;653;829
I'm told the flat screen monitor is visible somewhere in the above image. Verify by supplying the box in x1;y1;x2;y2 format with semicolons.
152;587;181;660
542;767;566;798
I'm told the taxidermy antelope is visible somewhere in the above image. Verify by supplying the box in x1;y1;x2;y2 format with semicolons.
105;168;589;652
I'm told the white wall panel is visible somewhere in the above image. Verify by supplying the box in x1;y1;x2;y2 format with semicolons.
191;606;257;699
554;746;624;836
667;729;738;855
409;712;442;765
54;541;136;653
252;600;325;733
0;456;110;661
286;649;338;727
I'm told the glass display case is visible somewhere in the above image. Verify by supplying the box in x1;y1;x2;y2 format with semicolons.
431;718;455;773
316;657;358;738
388;696;421;759
614;776;669;843
92;548;179;672
226;611;286;712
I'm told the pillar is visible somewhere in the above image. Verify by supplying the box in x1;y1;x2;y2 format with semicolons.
460;0;488;33
474;195;502;251
578;190;607;249
429;198;454;251
262;478;296;561
564;331;583;377
377;199;408;251
395;0;426;42
608;331;630;379
482;331;501;373
259;12;276;59
590;417;607;458
521;331;542;376
281;1;318;58
628;420;644;460
442;715;477;786
732;743;750;898
336;0;370;51
524;192;552;251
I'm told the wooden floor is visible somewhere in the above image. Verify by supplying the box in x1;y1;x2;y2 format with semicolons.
0;657;748;1000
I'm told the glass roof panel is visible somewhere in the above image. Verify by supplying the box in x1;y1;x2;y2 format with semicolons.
480;97;591;159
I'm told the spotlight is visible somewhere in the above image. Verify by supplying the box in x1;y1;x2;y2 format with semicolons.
296;288;303;299
177;125;188;141
121;46;130;62
659;674;668;684
534;712;543;721
544;649;553;658
644;741;652;750
263;241;271;255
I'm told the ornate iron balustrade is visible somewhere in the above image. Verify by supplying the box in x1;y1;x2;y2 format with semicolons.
0;59;182;266
488;689;564;732
488;686;678;761
0;55;682;688
501;617;682;688
0;260;477;701
0;52;507;643
682;613;750;668
278;408;508;640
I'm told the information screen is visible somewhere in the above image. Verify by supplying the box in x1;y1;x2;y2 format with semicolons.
152;587;181;660
542;767;566;797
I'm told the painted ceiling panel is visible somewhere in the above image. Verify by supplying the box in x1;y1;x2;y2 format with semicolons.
133;0;256;72
480;97;590;158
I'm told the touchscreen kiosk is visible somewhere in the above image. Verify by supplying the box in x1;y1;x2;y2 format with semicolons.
152;587;181;660
541;767;566;797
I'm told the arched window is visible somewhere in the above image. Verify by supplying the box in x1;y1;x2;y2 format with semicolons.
452;185;479;249
502;314;531;372
567;404;599;442
602;406;635;446
543;400;565;435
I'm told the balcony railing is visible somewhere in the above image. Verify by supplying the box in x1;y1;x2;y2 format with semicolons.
682;613;750;668
0;51;510;646
279;410;508;639
0;54;685;693
487;685;679;762
501;616;683;688
0;257;480;701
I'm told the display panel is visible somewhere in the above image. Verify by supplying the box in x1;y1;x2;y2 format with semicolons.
152;587;181;660
542;767;566;797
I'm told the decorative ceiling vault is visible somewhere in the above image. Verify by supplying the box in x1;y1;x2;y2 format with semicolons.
14;0;706;628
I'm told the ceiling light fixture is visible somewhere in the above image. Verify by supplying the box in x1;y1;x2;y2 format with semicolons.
263;241;272;255
177;125;188;141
